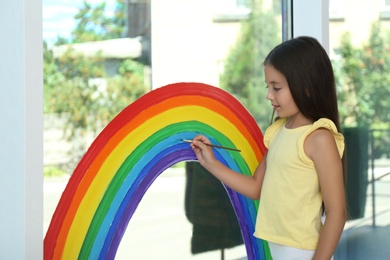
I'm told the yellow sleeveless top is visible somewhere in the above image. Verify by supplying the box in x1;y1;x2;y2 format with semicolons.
253;118;344;250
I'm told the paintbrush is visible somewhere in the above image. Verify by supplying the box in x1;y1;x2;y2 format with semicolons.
181;139;241;152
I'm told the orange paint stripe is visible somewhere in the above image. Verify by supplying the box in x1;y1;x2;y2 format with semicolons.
53;95;262;258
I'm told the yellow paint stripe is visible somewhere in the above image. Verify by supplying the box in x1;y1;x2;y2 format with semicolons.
61;106;256;259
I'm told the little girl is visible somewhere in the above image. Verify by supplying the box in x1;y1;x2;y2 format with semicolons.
190;36;346;260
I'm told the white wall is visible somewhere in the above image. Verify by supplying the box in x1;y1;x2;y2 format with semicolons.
0;0;43;259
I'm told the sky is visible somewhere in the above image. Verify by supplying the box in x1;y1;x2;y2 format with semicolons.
42;0;116;44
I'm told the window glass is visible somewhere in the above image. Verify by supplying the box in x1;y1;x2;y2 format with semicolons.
43;0;285;259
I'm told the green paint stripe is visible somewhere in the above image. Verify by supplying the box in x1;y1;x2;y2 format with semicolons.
79;121;250;258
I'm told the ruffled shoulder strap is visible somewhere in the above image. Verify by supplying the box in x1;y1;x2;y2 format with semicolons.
298;118;345;165
263;118;288;149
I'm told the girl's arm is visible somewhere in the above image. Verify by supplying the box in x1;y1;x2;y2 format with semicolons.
305;129;346;260
190;135;266;200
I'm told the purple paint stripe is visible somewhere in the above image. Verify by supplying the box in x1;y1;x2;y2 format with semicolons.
98;145;259;260
98;144;188;259
106;149;195;259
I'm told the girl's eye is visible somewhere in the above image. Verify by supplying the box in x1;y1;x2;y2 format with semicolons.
266;84;281;91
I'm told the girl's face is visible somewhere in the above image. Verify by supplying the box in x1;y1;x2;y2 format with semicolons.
264;65;300;119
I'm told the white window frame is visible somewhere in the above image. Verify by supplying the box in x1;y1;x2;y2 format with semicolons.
293;0;329;53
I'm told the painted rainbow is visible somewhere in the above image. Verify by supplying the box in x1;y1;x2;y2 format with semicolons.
44;82;270;260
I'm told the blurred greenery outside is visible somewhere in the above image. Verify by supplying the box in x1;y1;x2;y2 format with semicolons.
44;0;390;177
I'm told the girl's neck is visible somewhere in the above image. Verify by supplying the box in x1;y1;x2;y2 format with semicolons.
285;114;313;129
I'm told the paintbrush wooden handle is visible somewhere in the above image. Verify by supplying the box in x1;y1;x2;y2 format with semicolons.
182;139;241;152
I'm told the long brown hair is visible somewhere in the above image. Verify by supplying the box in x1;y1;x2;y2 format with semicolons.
264;36;348;214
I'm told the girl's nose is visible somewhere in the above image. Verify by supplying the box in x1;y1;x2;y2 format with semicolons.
266;89;273;101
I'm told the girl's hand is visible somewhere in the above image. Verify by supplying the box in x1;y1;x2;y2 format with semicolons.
190;134;265;200
190;135;216;167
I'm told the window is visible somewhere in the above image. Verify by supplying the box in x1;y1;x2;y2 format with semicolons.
43;1;285;259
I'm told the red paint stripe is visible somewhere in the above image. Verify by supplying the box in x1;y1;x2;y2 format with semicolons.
44;82;266;259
